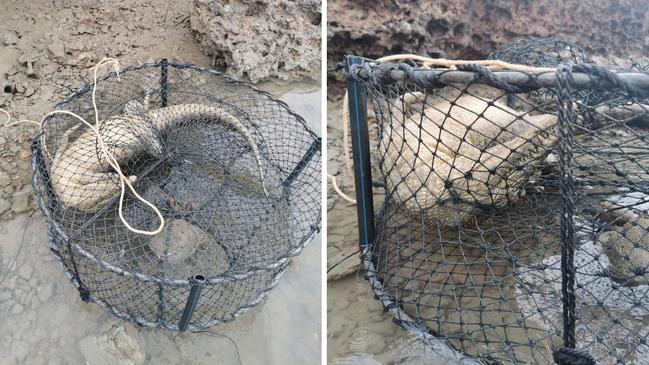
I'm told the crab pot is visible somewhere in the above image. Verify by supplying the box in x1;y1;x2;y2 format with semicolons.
30;60;321;331
345;56;649;364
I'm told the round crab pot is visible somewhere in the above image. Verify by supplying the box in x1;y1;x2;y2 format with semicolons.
31;60;321;331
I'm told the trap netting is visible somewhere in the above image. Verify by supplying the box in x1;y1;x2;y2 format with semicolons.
488;36;592;68
344;57;649;364
30;60;321;331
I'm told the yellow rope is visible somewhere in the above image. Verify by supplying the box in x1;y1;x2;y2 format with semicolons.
333;54;557;205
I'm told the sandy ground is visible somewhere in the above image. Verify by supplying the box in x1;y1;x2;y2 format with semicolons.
0;88;322;365
0;1;322;363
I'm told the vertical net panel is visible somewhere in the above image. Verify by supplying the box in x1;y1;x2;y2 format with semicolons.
350;59;649;364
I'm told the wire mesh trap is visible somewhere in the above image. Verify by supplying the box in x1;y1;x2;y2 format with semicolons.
30;60;321;331
342;56;649;364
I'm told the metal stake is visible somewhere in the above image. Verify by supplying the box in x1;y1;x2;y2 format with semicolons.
178;274;206;331
345;55;376;248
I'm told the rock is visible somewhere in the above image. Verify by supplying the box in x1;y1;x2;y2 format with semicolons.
599;201;649;286
10;340;28;362
75;23;94;35
0;198;10;215
78;324;146;365
0;290;10;302
47;43;65;59
327;250;361;281
11;186;32;213
25;61;35;78
37;282;54;303
190;0;321;82
22;87;35;98
0;356;18;365
18;264;31;280
10;303;24;315
148;219;212;265
18;53;37;77
0;174;8;189
1;31;19;46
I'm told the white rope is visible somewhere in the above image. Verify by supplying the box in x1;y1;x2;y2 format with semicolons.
327;173;356;204
3;58;166;236
0;108;41;127
1;108;10;126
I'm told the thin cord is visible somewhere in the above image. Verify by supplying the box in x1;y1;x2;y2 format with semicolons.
327;173;356;204
0;209;39;288
0;108;41;127
327;248;362;274
1;108;10;126
194;330;243;365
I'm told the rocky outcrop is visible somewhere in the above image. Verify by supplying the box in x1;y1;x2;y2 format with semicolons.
78;324;146;365
190;0;321;83
327;0;649;84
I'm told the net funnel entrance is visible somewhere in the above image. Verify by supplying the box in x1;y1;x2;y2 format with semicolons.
344;56;649;364
30;60;321;331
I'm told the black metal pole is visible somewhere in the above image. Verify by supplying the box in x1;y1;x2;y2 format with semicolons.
178;274;206;331
284;137;321;188
160;58;168;107
345;56;376;248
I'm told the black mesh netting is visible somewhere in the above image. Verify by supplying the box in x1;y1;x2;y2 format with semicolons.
30;60;321;331
344;58;649;364
488;36;592;68
488;36;614;111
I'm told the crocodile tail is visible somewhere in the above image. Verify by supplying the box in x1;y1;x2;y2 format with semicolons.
148;104;268;196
